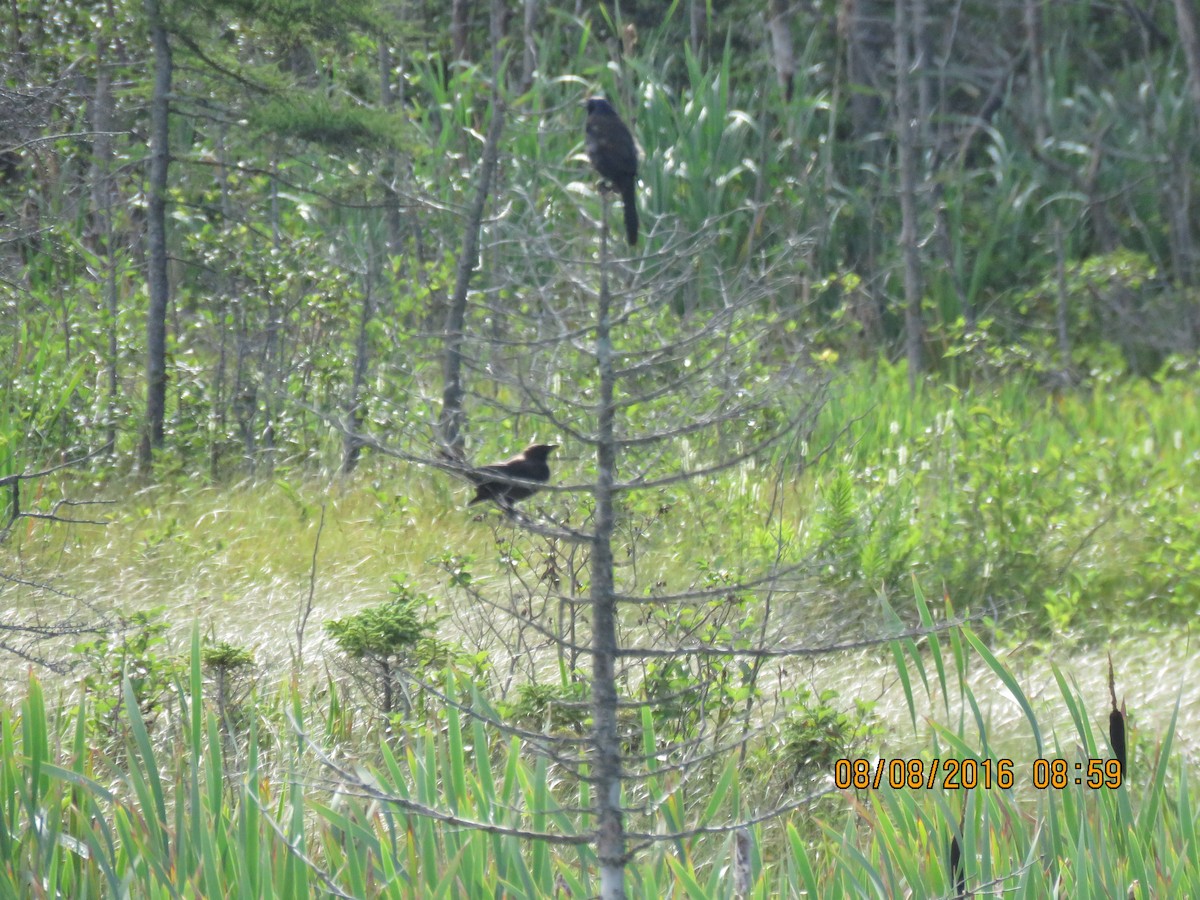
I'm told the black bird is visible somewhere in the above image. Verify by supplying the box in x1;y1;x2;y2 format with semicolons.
468;443;557;507
584;97;639;245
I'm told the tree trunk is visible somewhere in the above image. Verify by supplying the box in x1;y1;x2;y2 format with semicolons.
1053;218;1072;382
343;259;375;474
767;0;795;101
452;0;470;61
439;0;506;457
689;0;707;58
89;33;120;456
913;0;932;147
1025;0;1046;145
1171;0;1200;286
895;0;923;390
591;192;625;900
378;42;405;257
141;0;172;471
521;0;539;92
1174;0;1200;110
259;160;283;475
842;0;890;141
1167;153;1196;288
211;125;235;479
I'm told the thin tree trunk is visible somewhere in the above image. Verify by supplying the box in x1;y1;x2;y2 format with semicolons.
521;0;539;92
212;296;228;479
842;0;889;142
1175;0;1200;110
211;125;236;479
260;160;282;474
343;249;375;474
89;33;120;456
1054;218;1072;383
141;0;172;471
378;42;405;256
915;0;968;338
895;0;923;391
234;310;255;463
452;0;470;61
1025;0;1046;145
913;0;931;146
1171;0;1200;287
439;0;506;457
766;0;795;101
592;191;625;900
1168;154;1195;289
689;0;707;58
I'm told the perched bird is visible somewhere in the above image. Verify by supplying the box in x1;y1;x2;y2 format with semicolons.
584;97;639;245
468;443;557;507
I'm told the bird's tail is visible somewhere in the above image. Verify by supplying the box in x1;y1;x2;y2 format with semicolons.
621;185;639;245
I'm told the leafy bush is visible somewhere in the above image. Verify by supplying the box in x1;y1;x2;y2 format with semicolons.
72;608;182;744
777;687;880;788
501;677;591;733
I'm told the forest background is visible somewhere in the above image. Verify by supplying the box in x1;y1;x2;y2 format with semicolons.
3;0;1200;896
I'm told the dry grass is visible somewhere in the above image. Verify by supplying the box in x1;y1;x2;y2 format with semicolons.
6;459;1199;777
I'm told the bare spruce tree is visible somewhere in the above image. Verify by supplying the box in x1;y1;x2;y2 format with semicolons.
333;93;866;896
453;195;851;895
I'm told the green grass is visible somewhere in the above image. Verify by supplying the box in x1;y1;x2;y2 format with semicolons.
7;359;1200;677
805;358;1200;632
5;361;1200;894
0;591;1194;897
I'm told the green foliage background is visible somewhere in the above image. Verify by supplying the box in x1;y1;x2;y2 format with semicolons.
2;0;1200;893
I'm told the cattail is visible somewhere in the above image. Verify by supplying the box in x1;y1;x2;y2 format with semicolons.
1108;653;1127;774
947;809;966;897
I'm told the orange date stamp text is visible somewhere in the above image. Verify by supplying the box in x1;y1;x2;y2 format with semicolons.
833;757;1123;790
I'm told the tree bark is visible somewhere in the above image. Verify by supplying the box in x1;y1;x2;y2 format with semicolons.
1053;218;1072;382
1025;0;1046;146
343;258;375;474
1167;152;1196;288
1172;0;1200;286
378;42;405;257
89;33;120;456
141;0;172;471
767;0;795;101
841;0;890;141
1178;0;1200;110
452;0;470;61
520;0;539;92
895;0;924;390
210;125;236;479
591;192;625;900
439;0;505;456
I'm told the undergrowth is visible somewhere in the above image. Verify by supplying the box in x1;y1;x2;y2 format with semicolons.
0;590;1192;897
6;360;1199;662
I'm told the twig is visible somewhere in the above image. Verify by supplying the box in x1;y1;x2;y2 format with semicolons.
295;502;326;666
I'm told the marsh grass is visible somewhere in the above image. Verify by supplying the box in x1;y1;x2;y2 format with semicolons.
6;361;1200;705
0;589;1195;897
4;365;1200;893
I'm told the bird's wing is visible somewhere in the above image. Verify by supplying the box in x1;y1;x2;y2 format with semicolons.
469;455;529;484
587;126;637;178
467;463;503;485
